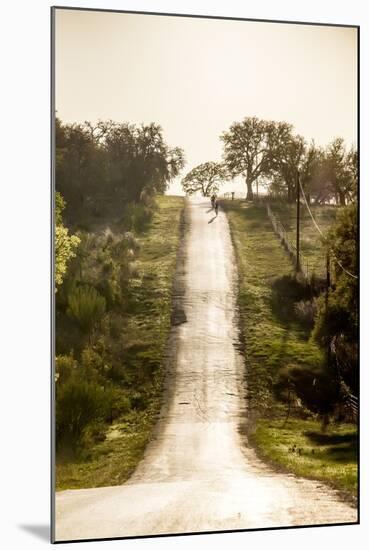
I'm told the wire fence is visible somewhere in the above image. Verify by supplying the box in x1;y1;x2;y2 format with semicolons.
222;193;320;279
222;190;358;421
265;201;358;421
223;191;247;200
297;178;358;280
265;203;311;279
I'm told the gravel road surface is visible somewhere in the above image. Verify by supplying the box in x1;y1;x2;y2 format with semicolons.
55;198;356;542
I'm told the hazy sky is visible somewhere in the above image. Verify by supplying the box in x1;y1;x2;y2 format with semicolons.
55;9;357;194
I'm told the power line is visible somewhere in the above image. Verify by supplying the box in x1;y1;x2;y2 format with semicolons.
298;178;358;280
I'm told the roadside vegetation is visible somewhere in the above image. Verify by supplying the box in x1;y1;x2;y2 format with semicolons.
250;419;357;500
216;115;358;501
223;202;323;415
55;118;185;489
269;202;338;277
223;201;357;500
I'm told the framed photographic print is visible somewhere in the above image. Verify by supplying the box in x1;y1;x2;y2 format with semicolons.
51;5;359;543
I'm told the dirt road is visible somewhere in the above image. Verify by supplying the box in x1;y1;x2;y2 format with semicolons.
55;197;356;541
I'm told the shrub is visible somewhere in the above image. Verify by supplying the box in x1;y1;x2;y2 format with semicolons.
81;421;107;447
55;354;77;384
270;275;311;323
56;379;108;451
55;192;80;290
270;275;323;329
103;387;132;423
313;204;358;395
67;285;106;333
271;274;311;303
275;363;341;417
81;346;106;383
125;203;152;233
294;299;317;328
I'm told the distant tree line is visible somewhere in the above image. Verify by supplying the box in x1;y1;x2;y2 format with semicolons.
56;118;185;226
181;116;357;206
55;118;184;453
180;115;358;423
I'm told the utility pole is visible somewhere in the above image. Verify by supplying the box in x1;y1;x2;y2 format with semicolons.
326;251;331;297
326;250;331;366
296;171;301;273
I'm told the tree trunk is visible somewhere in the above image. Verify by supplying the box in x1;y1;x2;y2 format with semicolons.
338;191;346;206
287;182;292;203
246;179;253;201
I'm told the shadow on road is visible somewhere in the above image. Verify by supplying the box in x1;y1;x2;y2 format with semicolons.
208;216;217;224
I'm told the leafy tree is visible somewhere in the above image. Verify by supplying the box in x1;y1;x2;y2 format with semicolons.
314;203;358;394
221;117;292;200
181;161;228;196
55;119;185;223
104;122;185;203
55;192;80;289
270;134;306;202
56;120;107;222
321;138;357;206
300;142;326;204
346;146;358;202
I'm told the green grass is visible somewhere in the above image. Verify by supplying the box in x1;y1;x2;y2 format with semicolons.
222;200;323;414
56;409;157;490
270;202;339;278
56;195;184;490
249;419;357;501
222;199;357;500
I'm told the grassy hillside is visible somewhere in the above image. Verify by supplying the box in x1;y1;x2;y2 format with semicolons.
56;196;184;490
223;201;323;414
222;200;357;500
270;202;338;278
250;419;357;501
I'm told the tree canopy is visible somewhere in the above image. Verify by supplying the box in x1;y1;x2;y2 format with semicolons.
56;119;185;223
55;192;80;290
181;162;228;196
220;117;293;200
314;203;358;394
220;116;357;205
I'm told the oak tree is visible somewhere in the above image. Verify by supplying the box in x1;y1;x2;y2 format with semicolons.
221;117;292;200
181;162;228;196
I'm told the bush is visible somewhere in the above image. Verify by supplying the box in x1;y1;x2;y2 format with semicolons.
271;274;311;303
55;192;80;290
313;203;358;395
56;379;108;451
275;363;341;417
81;346;106;383
55;354;77;384
67;285;106;333
294;299;317;328
125;203;152;233
81;421;107;447
271;275;312;323
103;387;132;423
